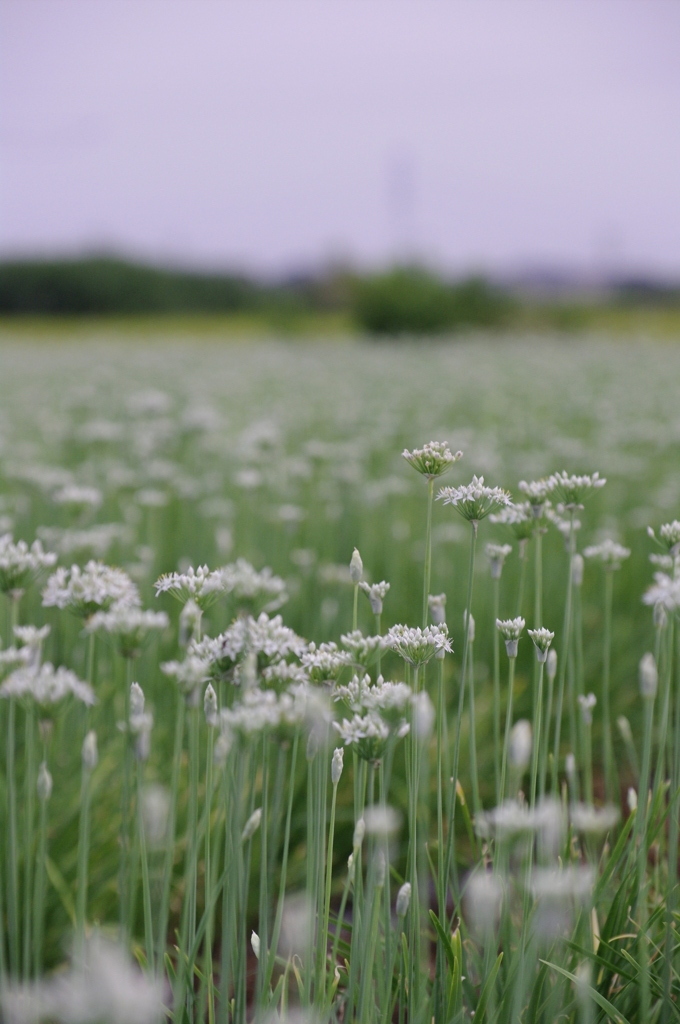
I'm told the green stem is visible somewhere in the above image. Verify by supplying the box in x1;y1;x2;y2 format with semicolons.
76;756;93;950
352;584;359;633
601;570;616;803
515;542;528;617
202;726;215;1019
33;782;48;978
137;760;155;973
492;577;501;805
320;776;339;1003
22;704;35;980
422;477;434;628
468;637;481;817
263;735;299;996
499;658;516;803
530;661;544;806
119;660;133;941
157;690;185;970
552;511;576;795
6;697;18;976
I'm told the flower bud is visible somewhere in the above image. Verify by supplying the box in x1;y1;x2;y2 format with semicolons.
571;553;584;587
374;850;386;888
396;882;411;918
130;682;145;719
617;715;633;743
204;683;218;727
504;639;519;659
353;817;365;849
627;787;638;812
241;807;262;842
251;931;260;960
331;747;344;786
639;652;658;698
465;611;475;644
349;548;363;585
82;730;98;771
428;593;447;626
37;761;52;802
509;720;532;771
347;852;355;883
546;649;558;681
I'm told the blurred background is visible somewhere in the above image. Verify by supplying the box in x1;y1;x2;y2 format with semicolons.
2;0;680;334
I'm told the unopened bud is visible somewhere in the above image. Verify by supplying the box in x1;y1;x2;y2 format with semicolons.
251;931;260;959
565;753;577;787
428;593;446;626
617;715;633;743
639;653;658;698
241;808;262;842
130;682;145;719
331;747;344;786
571;554;584;587
82;730;98;771
546;648;558;681
347;852;355;883
349;548;363;585
464;611;475;643
37;761;52;802
204;683;218;727
353;817;365;849
509;720;532;771
374;850;386;888
627;787;638;812
396;882;411;918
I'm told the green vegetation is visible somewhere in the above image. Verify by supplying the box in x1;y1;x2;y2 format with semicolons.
0;334;678;1021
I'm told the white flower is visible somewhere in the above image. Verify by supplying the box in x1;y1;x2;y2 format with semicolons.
333;712;392;762
217;558;288;613
0;534;56;595
569;802;620;834
648;520;680;555
437;476;511;523
154;564;229;609
385;624;452;666
0;935;165;1024
0;662;95;709
496;617;525;657
82;730;98;770
301;642;353;684
546;471;606;509
412;691;435;740
528;627;554;662
485;543;512;580
363;804;402;837
37;761;52;802
402;441;462;479
86;603;168;658
43;561;139;618
51;484;102;509
464;871;504;937
204;683;219;726
546;649;558;680
643;572;680;612
251;931;260;960
359;579;390;615
518;479;552;513
530;865;594;901
571;553;584;586
340;631;386;667
161;655;211;697
583;539;631;570
428;593;447;625
489;503;534;541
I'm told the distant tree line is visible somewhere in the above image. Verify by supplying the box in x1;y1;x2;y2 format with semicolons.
0;256;678;334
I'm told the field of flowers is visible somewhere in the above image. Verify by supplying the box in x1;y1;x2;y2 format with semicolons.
0;331;678;1023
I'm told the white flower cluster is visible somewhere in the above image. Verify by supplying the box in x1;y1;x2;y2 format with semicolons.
0;662;95;709
333;673;412;716
402;441;463;479
219;558;288;613
489;503;534;541
643;572;680;612
485;543;512;580
437;476;511;523
51;484;103;509
648;520;680;556
583;539;631;570
37;523;132;559
86;605;169;658
518;479;552;512
527;627;554;661
333;713;393;762
340;631;386;667
545;470;606;509
161;655;211;697
0;534;57;595
193;613;308;682
384;624;452;666
359;580;390;615
43;561;139;618
496;617;525;657
154;565;229;608
301;642;354;684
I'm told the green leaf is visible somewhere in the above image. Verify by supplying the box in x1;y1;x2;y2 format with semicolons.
429;909;455;972
45;855;76;927
540;958;634;1024
475;952;503;1023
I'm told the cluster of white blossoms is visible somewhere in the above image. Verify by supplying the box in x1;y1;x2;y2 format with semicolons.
86;605;169;659
333;673;412;719
0;662;95;710
489;503;534;542
545;470;606;509
340;631;386;667
485;543;513;580
402;441;463;479
218;558;288;613
193;613;308;680
437;476;512;523
301;642;354;684
496;617;525;657
577;692;597;726
427;593;447;625
51;484;103;509
160;654;211;697
583;538;631;570
643;572;680;612
517;478;552;510
0;534;57;596
218;683;317;747
359;580;390;615
43;561;139;619
384;624;452;666
38;523;132;559
333;712;393;763
648;520;680;557
527;627;554;661
155;565;229;608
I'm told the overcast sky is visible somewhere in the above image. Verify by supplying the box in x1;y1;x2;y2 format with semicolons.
2;0;680;277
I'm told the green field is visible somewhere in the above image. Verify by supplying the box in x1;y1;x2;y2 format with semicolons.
0;330;678;1022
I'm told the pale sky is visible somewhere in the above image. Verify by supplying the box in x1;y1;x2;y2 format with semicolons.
2;0;680;276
